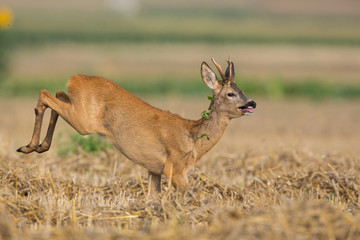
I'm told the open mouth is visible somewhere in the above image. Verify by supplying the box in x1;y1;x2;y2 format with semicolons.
239;106;254;115
238;101;256;115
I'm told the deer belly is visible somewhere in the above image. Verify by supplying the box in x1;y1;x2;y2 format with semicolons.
112;142;166;175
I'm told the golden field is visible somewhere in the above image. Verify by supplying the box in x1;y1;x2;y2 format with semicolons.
0;96;359;239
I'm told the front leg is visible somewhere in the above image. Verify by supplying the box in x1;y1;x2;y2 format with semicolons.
148;171;161;196
170;174;190;191
164;162;190;191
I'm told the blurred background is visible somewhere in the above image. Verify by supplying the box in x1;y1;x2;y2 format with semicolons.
0;0;360;156
1;0;360;97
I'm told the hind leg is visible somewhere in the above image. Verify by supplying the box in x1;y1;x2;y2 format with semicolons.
36;91;70;153
148;171;161;196
17;89;70;154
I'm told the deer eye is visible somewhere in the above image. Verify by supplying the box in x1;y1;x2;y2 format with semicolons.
227;93;236;97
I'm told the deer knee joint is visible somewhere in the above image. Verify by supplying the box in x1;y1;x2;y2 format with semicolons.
39;89;48;95
34;105;46;116
38;89;48;100
34;107;44;116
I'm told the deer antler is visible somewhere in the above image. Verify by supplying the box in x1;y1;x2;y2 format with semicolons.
211;57;234;83
226;56;232;82
211;57;226;81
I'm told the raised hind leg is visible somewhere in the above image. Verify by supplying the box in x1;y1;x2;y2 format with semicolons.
17;89;70;154
36;91;70;153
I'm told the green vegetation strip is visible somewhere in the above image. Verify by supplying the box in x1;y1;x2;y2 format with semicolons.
1;77;360;100
9;9;360;46
57;133;112;156
11;31;360;46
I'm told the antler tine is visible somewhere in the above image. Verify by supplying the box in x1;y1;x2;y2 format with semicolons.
226;56;232;81
211;57;226;81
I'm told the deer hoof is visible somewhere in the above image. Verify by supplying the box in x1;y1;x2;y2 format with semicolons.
16;145;36;154
36;143;50;153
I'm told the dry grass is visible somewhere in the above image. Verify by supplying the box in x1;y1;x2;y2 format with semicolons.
0;147;359;240
0;97;360;239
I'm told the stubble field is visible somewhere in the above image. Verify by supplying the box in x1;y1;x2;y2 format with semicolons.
0;96;359;240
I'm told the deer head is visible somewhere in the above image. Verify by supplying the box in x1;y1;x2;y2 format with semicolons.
201;58;256;119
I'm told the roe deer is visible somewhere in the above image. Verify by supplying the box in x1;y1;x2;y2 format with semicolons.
17;58;256;195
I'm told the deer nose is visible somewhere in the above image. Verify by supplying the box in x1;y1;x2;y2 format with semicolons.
248;100;256;109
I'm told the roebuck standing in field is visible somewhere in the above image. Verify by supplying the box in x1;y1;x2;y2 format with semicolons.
17;58;256;195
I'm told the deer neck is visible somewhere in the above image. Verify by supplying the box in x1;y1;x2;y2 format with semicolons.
192;100;230;160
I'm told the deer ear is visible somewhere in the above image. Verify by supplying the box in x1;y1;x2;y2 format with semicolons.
201;62;220;92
